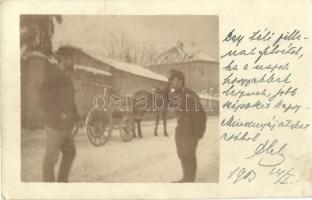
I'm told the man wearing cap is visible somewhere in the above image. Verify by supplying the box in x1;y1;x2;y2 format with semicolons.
169;69;206;183
40;46;80;182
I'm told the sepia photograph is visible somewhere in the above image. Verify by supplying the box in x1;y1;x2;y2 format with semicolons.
20;15;219;183
2;0;312;199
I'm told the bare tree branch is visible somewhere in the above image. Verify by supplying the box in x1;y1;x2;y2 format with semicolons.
102;30;162;66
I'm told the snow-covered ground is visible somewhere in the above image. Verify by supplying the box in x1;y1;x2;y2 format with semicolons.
21;116;219;182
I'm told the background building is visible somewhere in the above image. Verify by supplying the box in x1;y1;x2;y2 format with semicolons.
145;41;219;114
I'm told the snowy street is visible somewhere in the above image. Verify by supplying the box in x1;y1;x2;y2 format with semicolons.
21;116;219;182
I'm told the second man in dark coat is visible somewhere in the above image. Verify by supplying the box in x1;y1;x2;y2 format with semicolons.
168;70;206;183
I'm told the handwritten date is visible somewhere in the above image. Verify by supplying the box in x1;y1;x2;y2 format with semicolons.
228;167;257;184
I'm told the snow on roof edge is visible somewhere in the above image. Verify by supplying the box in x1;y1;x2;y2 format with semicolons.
22;50;50;60
56;44;168;82
74;64;112;77
82;49;168;82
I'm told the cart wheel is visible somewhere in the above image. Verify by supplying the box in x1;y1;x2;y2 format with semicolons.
119;116;135;142
86;109;112;147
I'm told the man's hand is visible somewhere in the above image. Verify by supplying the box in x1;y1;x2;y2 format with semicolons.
71;120;84;136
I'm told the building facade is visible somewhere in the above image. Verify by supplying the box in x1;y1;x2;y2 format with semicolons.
21;46;168;129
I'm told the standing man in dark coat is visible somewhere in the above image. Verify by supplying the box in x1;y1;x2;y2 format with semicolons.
40;46;80;182
169;70;207;183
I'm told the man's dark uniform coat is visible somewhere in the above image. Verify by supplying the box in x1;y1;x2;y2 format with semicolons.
40;65;80;131
173;87;206;182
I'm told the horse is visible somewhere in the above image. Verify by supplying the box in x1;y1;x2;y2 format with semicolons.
132;87;170;138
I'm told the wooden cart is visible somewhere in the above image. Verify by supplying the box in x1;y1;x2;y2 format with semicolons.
73;89;136;147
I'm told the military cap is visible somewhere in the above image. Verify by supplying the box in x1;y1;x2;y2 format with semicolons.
55;45;76;59
168;69;185;83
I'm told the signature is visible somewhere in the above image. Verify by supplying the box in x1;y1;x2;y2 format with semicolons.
246;139;287;167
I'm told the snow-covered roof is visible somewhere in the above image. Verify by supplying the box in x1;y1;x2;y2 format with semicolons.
155;41;218;64
22;50;50;60
54;44;168;82
83;49;168;82
182;42;218;62
74;64;112;77
188;50;218;63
